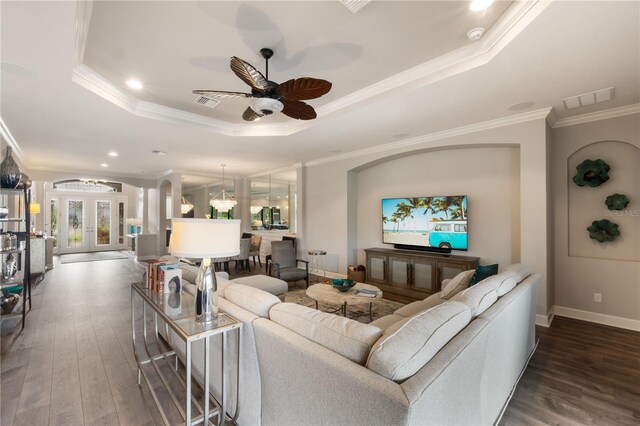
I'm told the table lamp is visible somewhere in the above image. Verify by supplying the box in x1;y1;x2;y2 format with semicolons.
29;202;40;234
169;218;240;323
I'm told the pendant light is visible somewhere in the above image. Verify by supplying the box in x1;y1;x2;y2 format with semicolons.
180;197;193;214
210;164;237;212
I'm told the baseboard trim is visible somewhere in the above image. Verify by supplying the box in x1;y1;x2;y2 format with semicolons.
553;305;640;332
535;306;555;327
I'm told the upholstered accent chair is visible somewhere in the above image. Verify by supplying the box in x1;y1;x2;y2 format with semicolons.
234;238;251;271
269;240;309;288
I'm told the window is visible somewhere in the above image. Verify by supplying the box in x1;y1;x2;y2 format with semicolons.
454;224;467;232
53;179;122;192
434;224;451;232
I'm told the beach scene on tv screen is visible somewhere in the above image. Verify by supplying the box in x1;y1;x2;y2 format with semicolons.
382;196;468;250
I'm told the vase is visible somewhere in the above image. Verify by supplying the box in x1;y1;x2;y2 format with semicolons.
0;147;20;189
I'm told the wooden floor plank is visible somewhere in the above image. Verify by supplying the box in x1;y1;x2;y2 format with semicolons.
49;305;84;426
74;304;120;425
89;304;155;426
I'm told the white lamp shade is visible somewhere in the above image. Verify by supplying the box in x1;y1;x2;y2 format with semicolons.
169;219;241;258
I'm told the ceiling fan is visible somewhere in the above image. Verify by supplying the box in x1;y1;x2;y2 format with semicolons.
193;48;332;121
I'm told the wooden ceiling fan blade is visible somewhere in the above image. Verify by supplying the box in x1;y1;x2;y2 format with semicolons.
242;106;264;122
230;56;269;92
276;78;332;101
281;99;317;120
193;90;252;99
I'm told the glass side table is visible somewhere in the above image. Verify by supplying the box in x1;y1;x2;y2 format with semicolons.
131;282;241;426
308;250;327;282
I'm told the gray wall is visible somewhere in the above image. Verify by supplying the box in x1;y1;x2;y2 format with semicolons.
304;118;551;317
551;113;640;322
355;146;520;268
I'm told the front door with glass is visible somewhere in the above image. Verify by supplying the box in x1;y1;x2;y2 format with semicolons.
47;195;127;254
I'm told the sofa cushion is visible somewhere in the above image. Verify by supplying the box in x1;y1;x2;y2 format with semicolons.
278;267;307;282
269;303;382;365
451;281;498;317
469;263;499;286
395;292;445;318
366;301;471;382
481;270;519;297
503;263;532;283
370;314;405;331
230;275;288;296
441;270;474;299
223;284;281;318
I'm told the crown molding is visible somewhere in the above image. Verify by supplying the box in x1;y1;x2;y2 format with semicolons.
73;1;92;68
25;165;157;187
0;115;29;168
72;0;551;137
247;163;303;179
551;103;640;128
305;107;552;167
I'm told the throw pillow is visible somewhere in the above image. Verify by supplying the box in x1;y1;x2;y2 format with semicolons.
469;264;498;286
440;269;475;300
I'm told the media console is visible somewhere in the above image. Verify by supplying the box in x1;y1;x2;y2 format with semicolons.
364;247;479;303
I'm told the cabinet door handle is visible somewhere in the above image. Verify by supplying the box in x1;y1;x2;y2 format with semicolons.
407;263;411;285
383;261;386;280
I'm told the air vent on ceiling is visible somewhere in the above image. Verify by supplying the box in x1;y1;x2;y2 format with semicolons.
562;87;614;110
194;96;220;109
339;0;371;13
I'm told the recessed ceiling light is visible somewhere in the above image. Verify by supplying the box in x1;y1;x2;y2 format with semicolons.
100;163;109;167
151;150;166;155
108;151;119;157
126;79;143;90
469;0;494;12
467;27;485;41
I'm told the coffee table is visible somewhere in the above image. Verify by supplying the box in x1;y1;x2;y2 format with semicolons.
306;282;382;322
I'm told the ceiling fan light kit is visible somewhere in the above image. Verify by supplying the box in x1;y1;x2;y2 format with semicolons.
193;48;332;122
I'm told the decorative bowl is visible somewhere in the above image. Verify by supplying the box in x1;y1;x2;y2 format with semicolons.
331;279;356;292
1;293;20;315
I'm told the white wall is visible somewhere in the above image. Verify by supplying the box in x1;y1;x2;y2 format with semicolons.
355;146;520;268
304;118;550;317
551;113;640;324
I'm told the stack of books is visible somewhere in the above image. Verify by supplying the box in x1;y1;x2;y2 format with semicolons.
355;288;378;298
145;260;182;293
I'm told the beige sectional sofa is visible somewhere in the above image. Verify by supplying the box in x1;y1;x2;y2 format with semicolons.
162;264;538;426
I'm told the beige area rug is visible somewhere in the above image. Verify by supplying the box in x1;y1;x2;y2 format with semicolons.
284;287;404;324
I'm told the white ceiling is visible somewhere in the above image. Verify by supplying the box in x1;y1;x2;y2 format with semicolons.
1;1;639;182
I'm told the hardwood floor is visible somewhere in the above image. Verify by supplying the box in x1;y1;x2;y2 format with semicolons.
2;256;639;425
500;316;640;426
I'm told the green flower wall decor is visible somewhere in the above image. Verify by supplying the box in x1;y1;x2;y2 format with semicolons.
587;219;620;243
572;159;611;187
605;193;630;210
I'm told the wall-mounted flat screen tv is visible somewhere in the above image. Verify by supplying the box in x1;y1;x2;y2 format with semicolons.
382;195;468;250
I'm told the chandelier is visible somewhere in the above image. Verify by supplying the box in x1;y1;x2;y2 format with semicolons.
180;197;193;214
250;200;262;215
210;164;237;213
